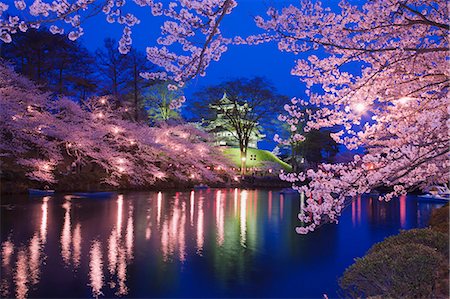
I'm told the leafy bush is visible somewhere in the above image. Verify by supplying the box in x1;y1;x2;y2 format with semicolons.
367;228;448;257
429;203;449;233
339;243;446;298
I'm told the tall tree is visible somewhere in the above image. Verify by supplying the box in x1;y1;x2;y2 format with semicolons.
192;77;287;174
258;0;449;233
0;28;95;98
96;38;130;101
67;47;98;102
142;82;186;124
123;48;157;122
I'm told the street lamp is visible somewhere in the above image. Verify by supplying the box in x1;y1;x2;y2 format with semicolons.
354;102;366;113
397;97;412;105
240;156;246;176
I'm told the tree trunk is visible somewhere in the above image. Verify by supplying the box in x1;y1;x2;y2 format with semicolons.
240;148;247;176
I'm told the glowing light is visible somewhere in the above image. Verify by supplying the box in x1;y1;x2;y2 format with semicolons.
72;224;81;268
280;194;284;219
241;157;246;162
354;102;366;113
300;192;305;211
397;97;412;105
196;197;204;255
96;112;104;119
89;240;104;298
117;248;128;295
108;228;118;275
234;188;238;216
178;202;186;262
125;210;134;261
42;164;50;171
129;140;136;145
161;221;169;261
216;190;224;245
352;198;356;226
117;158;125;164
240;190;248;247
14;249;28;299
365;162;375;170
157;192;162;226
118;166;125;173
190;191;195;226
145;202;152;240
112;127;120;134
357;196;362;224
1;240;14;267
61;201;72;265
400;194;406;228
28;234;40;285
40;197;49;244
100;98;106;104
117;195;123;237
268;191;272;220
233;176;239;182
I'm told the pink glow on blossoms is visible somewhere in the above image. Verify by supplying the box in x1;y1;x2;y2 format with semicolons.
267;1;449;233
0;65;233;188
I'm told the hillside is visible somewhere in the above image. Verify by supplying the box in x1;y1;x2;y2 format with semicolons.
222;147;292;171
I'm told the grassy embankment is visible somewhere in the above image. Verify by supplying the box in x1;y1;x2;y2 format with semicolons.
222;147;292;171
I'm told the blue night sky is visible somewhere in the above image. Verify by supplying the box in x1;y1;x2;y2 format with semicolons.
78;0;343;150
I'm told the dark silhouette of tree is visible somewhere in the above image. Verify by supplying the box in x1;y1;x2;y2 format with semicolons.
95;38;130;101
123;48;157;122
297;129;339;164
0;28;95;98
192;77;287;174
142;82;185;124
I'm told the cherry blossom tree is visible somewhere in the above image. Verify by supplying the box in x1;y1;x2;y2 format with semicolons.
0;0;237;84
0;63;232;189
255;0;449;233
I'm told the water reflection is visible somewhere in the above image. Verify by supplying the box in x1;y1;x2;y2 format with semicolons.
40;197;49;244
15;248;28;299
0;191;444;298
240;190;247;247
196;195;204;255
61;201;72;265
73;224;82;268
89;240;104;298
28;235;40;284
400;195;407;228
216;190;224;246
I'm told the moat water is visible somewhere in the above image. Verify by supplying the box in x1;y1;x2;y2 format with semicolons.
0;189;443;298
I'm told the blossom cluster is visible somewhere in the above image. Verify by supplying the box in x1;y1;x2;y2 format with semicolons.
0;0;237;86
0;64;233;188
267;0;449;233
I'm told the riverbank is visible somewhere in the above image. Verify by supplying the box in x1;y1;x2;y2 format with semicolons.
0;174;290;195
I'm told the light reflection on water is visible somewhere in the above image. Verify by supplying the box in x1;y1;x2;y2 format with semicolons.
0;189;444;298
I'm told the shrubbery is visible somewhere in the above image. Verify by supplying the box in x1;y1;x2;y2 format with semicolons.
339;205;449;299
429;203;449;233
